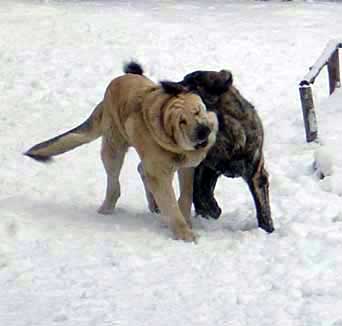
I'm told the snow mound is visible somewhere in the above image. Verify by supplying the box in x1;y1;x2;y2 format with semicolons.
314;145;334;177
314;88;342;195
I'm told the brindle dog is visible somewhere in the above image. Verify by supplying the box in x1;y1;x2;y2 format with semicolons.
179;70;274;233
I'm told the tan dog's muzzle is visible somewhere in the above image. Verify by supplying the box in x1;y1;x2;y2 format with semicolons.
193;111;218;150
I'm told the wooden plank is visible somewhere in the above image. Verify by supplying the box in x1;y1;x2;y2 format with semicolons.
298;40;342;143
300;40;342;86
327;49;340;94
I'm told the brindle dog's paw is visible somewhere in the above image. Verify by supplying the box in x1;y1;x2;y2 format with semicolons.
97;205;114;215
258;221;275;233
196;203;222;220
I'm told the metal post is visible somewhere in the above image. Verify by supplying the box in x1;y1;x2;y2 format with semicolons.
299;85;318;142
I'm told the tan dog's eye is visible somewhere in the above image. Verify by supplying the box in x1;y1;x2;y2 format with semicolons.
180;119;187;125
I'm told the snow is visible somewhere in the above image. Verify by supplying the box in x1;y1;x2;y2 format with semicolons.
314;146;334;177
314;88;342;195
1;0;342;325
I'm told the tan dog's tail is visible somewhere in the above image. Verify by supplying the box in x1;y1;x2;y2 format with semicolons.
123;61;144;75
25;102;104;162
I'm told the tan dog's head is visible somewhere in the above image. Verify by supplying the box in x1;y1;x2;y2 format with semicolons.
159;81;218;151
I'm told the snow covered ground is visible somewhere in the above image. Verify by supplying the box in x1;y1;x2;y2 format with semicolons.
314;88;342;196
1;0;342;325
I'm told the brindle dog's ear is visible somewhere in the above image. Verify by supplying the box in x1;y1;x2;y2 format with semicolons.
219;70;233;89
182;71;203;89
160;81;189;95
208;69;233;95
181;69;233;94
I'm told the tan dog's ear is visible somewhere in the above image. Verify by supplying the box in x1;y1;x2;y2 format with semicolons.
142;89;185;154
160;81;189;95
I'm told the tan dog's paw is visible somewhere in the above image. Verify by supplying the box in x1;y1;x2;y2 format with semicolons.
173;225;197;242
148;197;160;214
184;216;193;229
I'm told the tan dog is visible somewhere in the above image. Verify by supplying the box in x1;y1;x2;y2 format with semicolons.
25;63;218;241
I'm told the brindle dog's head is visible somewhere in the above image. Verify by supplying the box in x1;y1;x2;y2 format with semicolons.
180;70;233;107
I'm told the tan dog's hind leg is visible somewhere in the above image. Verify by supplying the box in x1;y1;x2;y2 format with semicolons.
137;162;159;213
98;136;128;215
144;169;196;242
177;168;194;228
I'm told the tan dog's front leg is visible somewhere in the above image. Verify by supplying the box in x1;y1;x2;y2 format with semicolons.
144;169;196;242
177;168;194;228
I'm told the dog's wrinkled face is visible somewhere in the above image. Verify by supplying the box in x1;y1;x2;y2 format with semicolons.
176;93;218;151
160;81;218;151
181;70;233;107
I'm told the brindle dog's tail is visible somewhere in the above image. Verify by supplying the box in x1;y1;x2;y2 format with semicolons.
24;102;104;162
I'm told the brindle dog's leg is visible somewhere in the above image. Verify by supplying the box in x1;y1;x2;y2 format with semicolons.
193;164;222;219
245;160;274;233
